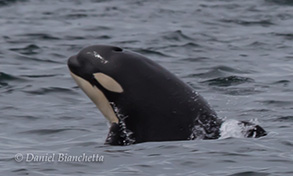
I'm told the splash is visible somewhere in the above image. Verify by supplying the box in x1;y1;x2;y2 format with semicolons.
219;119;266;139
189;114;222;140
219;119;246;139
109;102;135;145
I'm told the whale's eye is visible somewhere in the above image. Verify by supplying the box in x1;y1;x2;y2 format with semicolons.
113;47;123;52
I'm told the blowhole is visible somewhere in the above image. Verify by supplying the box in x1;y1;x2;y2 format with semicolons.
113;47;123;52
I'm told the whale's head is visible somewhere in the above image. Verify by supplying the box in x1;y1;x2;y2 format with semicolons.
68;45;167;145
68;45;125;124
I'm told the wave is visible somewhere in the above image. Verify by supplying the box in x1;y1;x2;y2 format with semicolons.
220;19;274;27
0;72;25;88
202;76;254;87
266;0;293;5
21;128;90;135
23;87;75;95
10;44;41;55
0;0;27;7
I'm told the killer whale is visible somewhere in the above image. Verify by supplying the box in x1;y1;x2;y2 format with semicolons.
67;45;266;145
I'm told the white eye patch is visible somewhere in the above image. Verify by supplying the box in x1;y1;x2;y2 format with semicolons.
93;73;123;93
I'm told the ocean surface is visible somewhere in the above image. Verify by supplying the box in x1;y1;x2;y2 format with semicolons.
1;0;293;175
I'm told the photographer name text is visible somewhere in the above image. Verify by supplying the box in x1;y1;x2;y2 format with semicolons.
14;153;104;163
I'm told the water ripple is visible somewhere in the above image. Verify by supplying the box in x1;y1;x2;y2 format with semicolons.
23;87;75;95
0;72;25;88
266;0;293;5
221;87;262;96
64;35;111;40
131;48;170;57
0;72;21;81
11;168;29;174
161;30;194;42
259;100;293;107
276;116;293;122
272;33;293;40
15;54;62;64
0;0;26;7
65;13;88;19
202;76;254;87
221;19;274;27
22;74;62;78
187;66;251;79
17;33;60;40
10;44;41;55
22;128;89;135
228;171;270;176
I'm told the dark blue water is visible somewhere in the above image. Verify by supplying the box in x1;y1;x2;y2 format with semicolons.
1;0;293;175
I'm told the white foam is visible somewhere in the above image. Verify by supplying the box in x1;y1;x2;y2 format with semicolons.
219;119;246;139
